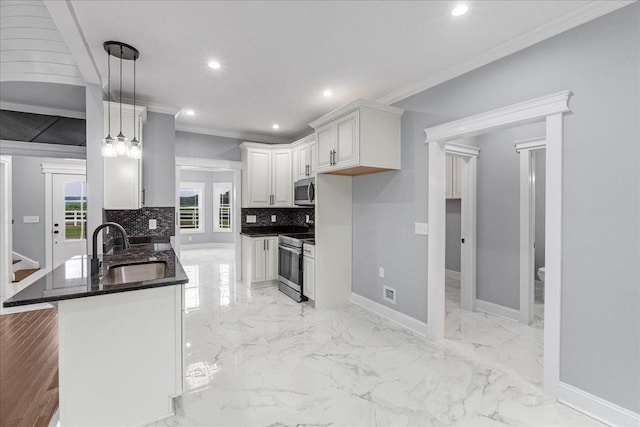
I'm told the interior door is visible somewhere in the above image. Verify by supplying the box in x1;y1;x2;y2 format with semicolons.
52;174;87;268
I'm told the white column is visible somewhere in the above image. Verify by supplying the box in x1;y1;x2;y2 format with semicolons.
427;141;446;340
85;83;104;255
519;150;535;324
460;155;477;312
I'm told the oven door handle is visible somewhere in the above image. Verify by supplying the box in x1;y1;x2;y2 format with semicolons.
278;244;302;255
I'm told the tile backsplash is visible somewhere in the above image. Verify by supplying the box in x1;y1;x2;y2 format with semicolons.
103;207;175;237
241;207;314;228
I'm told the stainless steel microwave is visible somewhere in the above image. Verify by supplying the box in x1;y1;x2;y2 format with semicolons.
294;178;314;206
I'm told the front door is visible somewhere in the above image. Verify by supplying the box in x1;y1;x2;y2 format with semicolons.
52;174;87;268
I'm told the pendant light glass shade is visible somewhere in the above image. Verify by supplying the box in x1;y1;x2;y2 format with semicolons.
102;139;117;157
128;142;141;159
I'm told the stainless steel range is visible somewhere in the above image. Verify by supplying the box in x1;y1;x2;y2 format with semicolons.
278;233;314;302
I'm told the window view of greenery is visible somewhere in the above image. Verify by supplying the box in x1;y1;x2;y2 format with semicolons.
64;182;87;240
218;190;231;230
180;187;201;230
214;182;232;232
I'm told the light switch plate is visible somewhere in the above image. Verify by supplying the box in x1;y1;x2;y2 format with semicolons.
149;219;157;230
414;222;428;235
271;215;276;222
246;215;257;223
379;267;385;278
23;216;40;224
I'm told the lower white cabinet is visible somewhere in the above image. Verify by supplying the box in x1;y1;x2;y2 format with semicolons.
302;243;315;300
241;235;278;285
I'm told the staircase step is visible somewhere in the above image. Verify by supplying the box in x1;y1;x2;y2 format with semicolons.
12;259;20;265
12;268;40;283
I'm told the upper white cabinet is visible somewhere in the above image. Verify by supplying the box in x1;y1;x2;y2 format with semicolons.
103;102;146;210
292;135;316;180
241;143;292;207
310;99;404;176
446;155;463;199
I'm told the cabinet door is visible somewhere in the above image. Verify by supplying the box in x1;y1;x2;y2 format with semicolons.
452;156;464;199
265;237;278;281
252;238;267;282
247;148;272;207
335;110;359;167
315;122;334;171
272;149;292;206
296;144;309;179
303;256;315;300
309;140;317;176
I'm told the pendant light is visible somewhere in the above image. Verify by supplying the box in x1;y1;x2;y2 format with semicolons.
129;55;141;159
102;41;140;158
101;49;116;157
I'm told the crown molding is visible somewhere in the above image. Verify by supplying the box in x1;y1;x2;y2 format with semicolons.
175;124;291;144
514;137;547;153
115;97;181;116
425;90;571;143
444;142;480;158
309;98;404;129
377;1;634;106
0;102;85;119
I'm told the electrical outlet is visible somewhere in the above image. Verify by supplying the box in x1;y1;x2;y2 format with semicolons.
246;215;257;223
188;236;192;241
379;267;385;278
383;285;396;304
414;222;428;235
306;215;310;223
149;219;157;230
271;215;276;222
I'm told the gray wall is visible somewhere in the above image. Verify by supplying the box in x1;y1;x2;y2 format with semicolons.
534;149;546;277
175;130;242;161
445;200;461;272
143;112;176;207
180;169;235;244
352;4;639;412
475;122;543;309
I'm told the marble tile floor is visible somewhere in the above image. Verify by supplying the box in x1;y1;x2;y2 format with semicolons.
149;248;599;426
444;275;544;387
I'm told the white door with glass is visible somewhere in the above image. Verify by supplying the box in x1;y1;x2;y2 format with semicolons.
53;174;87;268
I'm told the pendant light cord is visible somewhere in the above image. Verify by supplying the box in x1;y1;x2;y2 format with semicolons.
107;48;111;136
133;57;136;140
119;46;123;136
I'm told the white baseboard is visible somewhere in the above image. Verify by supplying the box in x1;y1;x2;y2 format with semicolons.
475;299;520;322
180;242;234;250
445;269;461;280
351;292;428;337
557;382;640;427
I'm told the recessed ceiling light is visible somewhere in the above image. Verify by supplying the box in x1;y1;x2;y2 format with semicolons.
451;4;468;16
272;124;280;130
185;109;195;116
323;89;332;97
208;60;221;69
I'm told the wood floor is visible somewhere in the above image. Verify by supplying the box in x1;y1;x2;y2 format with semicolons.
0;309;58;427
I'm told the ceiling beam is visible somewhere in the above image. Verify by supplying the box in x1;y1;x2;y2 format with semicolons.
43;0;102;85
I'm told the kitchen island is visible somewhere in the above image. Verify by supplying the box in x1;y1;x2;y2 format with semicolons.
3;243;189;427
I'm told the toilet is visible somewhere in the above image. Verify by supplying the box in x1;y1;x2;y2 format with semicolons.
537;267;545;282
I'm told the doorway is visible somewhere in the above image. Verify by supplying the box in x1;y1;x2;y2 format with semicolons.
51;174;87;268
426;90;571;396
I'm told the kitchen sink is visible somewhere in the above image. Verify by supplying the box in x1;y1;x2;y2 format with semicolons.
102;261;167;285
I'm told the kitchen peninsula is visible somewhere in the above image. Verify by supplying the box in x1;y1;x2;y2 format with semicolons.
3;243;188;427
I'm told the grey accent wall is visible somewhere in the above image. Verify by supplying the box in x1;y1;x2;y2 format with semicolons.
352;4;639;412
445;200;461;272
180;170;235;244
475;122;543;310
143;112;176;207
11;156;81;266
534;149;546;276
175;130;242;161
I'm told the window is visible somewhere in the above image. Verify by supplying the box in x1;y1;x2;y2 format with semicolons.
64;181;87;240
213;182;232;232
179;182;205;233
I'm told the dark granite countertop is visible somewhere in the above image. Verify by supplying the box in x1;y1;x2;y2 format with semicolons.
241;226;311;237
2;243;188;308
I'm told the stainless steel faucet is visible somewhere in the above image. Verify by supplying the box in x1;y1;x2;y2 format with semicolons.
91;222;130;275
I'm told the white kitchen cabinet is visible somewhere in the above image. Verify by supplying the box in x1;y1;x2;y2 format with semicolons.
446;155;463;199
310;99;404;176
103;102;146;209
293;135;316;180
302;244;315;300
241;235;278;285
241;143;292;207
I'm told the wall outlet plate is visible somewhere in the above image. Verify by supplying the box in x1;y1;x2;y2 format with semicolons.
246;215;257;223
271;215;276;222
379;267;385;278
149;219;157;230
414;222;428;235
306;215;310;223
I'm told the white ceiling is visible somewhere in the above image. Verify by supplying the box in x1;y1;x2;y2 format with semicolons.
5;1;630;143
